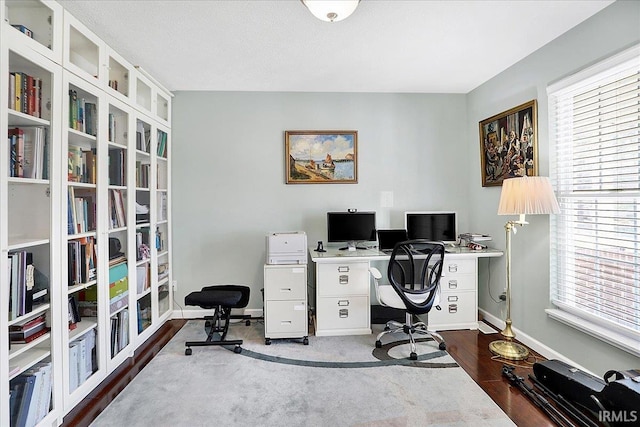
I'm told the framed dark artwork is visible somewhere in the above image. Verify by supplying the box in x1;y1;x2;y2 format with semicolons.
285;130;358;184
479;100;538;187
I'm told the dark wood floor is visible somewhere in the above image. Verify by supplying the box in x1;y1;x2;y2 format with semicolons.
64;319;555;427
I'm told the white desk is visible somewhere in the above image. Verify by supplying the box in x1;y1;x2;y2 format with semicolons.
309;245;503;337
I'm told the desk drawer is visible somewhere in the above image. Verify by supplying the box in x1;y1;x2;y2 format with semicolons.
317;262;369;296
440;274;475;291
264;266;307;301
265;300;308;336
443;259;476;276
429;290;477;330
316;295;369;331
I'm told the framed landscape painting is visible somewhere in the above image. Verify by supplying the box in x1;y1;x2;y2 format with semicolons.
479;100;538;187
285;130;358;184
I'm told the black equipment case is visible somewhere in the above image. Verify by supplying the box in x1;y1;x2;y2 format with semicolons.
534;360;640;417
533;359;607;413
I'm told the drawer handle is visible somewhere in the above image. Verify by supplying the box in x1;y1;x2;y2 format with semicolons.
447;295;458;302
339;275;349;284
280;288;292;292
339;308;349;318
448;280;458;289
280;320;292;325
337;300;350;306
448;304;458;313
338;266;350;272
448;264;458;273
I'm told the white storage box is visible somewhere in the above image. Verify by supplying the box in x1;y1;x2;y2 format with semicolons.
266;232;307;265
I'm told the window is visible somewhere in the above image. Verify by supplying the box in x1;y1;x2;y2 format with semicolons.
547;45;640;356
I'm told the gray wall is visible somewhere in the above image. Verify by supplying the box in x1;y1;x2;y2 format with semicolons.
171;0;640;375
172;92;468;310
467;0;640;375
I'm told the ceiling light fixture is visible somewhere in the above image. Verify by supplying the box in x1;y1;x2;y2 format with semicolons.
301;0;360;23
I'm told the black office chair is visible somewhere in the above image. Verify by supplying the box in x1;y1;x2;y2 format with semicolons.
184;285;251;356
369;240;446;360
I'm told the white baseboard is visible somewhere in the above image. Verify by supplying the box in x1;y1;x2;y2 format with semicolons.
479;309;595;375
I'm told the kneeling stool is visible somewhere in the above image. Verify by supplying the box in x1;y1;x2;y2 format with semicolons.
184;285;251;356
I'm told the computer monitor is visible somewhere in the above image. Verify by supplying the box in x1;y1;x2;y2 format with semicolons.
327;211;376;250
405;211;457;244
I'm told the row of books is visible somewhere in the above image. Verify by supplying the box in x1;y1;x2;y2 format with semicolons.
108;112;117;143
69;329;96;393
67;187;96;234
109;189;126;229
8;126;48;179
110;308;129;357
9;313;48;345
137;298;152;333
8;251;48;321
136;121;151;153
68;237;97;287
157;130;168;158
9;361;52;427
108;148;126;186
137;264;150;294
8;71;43;118
68;90;97;136
136;161;150;188
68;145;96;184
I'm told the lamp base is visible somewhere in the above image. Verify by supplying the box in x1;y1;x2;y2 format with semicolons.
489;339;529;361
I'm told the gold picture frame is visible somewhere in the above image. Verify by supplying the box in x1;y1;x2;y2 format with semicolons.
479;100;538;187
285;130;358;184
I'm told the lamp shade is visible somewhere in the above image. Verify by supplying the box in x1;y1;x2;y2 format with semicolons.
498;176;560;215
301;0;360;22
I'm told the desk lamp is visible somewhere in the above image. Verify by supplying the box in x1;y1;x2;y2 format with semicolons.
489;176;560;360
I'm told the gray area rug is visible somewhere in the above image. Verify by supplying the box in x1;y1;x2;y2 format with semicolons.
90;320;515;427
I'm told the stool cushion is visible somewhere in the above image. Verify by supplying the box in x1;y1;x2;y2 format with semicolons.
185;285;251;309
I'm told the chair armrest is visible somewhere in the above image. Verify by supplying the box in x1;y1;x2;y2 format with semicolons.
369;267;382;280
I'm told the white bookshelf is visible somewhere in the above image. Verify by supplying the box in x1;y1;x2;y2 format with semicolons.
0;1;172;425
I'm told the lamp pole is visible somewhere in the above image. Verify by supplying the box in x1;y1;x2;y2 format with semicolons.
489;219;530;360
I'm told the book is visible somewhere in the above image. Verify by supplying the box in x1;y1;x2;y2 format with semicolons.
13;374;37;427
8;127;24;177
11;24;33;38
10;327;49;344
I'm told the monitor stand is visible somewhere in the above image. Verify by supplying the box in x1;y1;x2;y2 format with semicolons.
339;241;367;251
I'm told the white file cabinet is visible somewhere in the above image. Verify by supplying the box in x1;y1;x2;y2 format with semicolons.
428;258;478;330
315;261;371;336
263;264;309;345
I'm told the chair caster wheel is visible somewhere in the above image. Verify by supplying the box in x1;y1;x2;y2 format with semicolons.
265;338;271;345
185;348;192;356
234;346;242;354
384;326;390;331
245;320;251;326
410;352;418;360
439;342;446;351
375;340;382;348
303;337;309;345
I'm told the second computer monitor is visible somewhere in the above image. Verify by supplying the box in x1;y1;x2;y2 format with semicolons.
405;211;457;244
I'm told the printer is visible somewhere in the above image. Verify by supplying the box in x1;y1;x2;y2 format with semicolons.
266;232;307;265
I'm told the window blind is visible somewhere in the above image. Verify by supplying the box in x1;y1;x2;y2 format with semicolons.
548;45;640;345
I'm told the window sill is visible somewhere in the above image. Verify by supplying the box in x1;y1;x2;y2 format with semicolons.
545;309;640;357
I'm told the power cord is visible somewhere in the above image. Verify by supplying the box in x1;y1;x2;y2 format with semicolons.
485;258;503;304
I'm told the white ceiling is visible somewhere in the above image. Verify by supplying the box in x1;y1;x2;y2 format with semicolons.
58;0;614;93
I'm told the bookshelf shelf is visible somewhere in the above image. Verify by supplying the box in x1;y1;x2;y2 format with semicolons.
7;108;50;126
8;333;52;360
2;2;172;424
9;345;52;379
